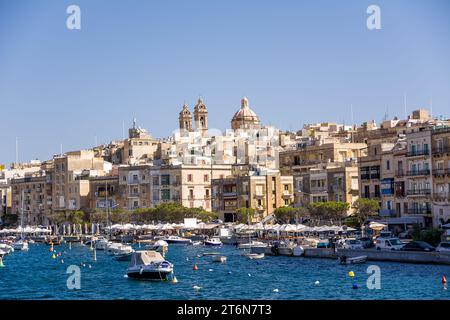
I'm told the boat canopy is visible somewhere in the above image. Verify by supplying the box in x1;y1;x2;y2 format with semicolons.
129;250;165;267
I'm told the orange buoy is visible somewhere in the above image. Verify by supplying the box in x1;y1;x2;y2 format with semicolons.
442;276;447;284
193;264;198;271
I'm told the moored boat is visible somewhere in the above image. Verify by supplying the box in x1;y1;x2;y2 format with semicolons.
0;243;14;254
126;250;174;280
338;255;367;265
212;255;227;263
237;241;266;249
12;240;29;251
146;240;169;253
164;235;192;245
204;237;222;247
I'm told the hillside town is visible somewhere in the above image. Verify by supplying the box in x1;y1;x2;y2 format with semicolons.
1;97;450;235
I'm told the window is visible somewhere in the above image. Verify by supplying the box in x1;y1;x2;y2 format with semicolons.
161;175;170;185
386;160;390;170
187;174;193;182
204;174;209;182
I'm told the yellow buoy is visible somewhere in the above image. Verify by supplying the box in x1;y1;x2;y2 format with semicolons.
52;253;56;259
172;276;178;284
348;271;355;278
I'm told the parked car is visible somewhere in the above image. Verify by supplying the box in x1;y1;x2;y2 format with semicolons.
359;237;375;249
401;241;435;252
436;242;450;253
375;237;405;250
342;239;363;250
398;230;413;239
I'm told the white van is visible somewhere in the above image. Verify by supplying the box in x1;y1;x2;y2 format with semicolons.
375;237;404;250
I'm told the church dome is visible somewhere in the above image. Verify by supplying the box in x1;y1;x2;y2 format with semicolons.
231;97;261;130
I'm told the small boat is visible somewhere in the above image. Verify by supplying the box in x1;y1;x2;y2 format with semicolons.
199;252;221;257
114;250;134;261
212;255;227;263
127;250;174;280
204;237;222;247
191;241;203;246
293;245;304;257
0;243;14;254
0;249;6;258
242;252;265;260
12;240;29;251
95;239;110;250
146;240;169;253
164;236;192;245
237;241;266;249
107;243;133;256
338;255;367;265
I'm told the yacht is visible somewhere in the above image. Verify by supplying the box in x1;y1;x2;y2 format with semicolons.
164;235;192;245
127;250;174;280
204;237;222;247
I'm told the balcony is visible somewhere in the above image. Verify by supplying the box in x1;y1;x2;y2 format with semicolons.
432;146;450;155
406;169;431;177
379;209;397;217
361;173;380;180
395;170;405;177
433;169;450;177
406;189;431;196
407;208;432;215
310;187;328;194
434;193;450;202
407;150;430;157
222;192;237;198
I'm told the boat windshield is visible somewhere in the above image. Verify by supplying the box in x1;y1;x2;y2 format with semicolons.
388;239;403;246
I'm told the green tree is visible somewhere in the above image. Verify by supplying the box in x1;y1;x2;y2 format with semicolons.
235;207;255;224
352;198;380;226
274;206;297;224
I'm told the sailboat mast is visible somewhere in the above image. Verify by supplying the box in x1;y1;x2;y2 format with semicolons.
21;189;24;239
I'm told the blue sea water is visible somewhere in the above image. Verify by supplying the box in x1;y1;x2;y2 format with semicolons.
0;243;449;300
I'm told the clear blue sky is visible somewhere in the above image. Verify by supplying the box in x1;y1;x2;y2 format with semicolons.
1;0;449;165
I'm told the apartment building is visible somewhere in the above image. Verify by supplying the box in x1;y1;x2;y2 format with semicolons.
431;127;450;225
404;129;433;226
89;175;120;211
212;165;294;222
280;142;366;214
52;150;111;213
10;170;52;225
117;163;232;211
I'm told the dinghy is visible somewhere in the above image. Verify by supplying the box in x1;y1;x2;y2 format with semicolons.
338;255;367;265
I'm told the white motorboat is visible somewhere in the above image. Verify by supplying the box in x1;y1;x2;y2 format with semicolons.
126;250;174;280
338;255;367;265
164;236;192;245
12;240;29;251
146;240;169;253
107;243;133;256
212;255;227;263
242;252;265;260
237;241;266;249
204;237;222;247
191;241;203;246
95;239;110;250
0;249;6;258
113;246;135;261
0;243;14;254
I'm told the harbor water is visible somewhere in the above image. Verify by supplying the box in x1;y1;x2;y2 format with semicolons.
0;243;449;300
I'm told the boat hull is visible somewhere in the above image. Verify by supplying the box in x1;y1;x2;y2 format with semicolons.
127;270;172;280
